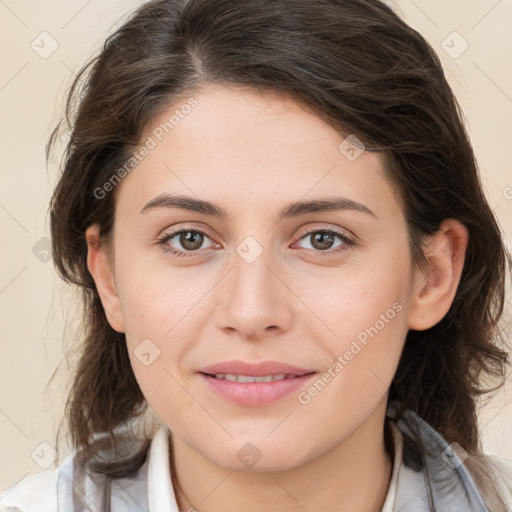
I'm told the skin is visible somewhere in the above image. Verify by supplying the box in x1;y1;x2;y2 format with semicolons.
86;83;468;512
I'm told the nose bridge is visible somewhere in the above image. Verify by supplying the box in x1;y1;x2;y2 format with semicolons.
217;232;293;335
231;234;276;305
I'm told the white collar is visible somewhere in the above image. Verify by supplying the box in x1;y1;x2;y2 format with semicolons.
381;421;403;511
147;425;179;512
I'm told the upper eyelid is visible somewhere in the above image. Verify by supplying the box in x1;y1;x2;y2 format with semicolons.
161;225;217;243
161;223;352;241
299;225;353;238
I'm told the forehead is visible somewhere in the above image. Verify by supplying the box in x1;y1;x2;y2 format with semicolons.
114;84;402;223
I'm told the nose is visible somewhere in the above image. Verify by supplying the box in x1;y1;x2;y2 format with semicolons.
214;240;294;340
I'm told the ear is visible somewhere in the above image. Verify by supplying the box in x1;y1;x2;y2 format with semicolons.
85;223;125;333
407;218;469;331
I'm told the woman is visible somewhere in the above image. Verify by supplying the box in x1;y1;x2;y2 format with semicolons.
1;0;511;510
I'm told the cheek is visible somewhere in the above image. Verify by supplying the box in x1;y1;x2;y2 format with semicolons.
298;250;409;342
296;247;410;393
294;279;408;441
116;267;213;402
122;302;195;421
116;257;211;339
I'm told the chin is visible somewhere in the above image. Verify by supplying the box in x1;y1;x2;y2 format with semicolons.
215;452;304;473
202;436;312;473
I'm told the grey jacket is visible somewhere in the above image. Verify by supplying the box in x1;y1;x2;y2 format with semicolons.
386;400;509;511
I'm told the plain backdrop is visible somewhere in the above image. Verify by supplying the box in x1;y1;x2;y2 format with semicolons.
0;0;511;491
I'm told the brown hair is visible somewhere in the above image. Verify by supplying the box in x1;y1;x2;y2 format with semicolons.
47;0;511;509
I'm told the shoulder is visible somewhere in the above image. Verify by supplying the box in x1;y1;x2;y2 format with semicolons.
465;452;512;512
0;460;64;512
0;429;157;512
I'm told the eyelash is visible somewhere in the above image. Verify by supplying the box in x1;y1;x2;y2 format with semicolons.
156;226;357;258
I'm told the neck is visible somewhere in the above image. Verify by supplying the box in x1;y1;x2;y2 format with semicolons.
170;400;394;512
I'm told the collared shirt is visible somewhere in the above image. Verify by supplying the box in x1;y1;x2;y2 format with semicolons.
1;403;511;511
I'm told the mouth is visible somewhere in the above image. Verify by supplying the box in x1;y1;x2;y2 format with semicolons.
198;360;316;378
200;372;315;383
198;368;317;406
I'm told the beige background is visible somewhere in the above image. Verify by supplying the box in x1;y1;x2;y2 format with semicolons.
0;0;511;492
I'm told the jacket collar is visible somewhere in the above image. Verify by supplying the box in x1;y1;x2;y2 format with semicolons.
386;400;488;511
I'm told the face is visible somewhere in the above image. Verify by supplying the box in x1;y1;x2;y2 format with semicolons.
89;84;424;472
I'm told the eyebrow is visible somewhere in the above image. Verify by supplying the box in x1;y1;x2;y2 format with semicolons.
140;193;377;220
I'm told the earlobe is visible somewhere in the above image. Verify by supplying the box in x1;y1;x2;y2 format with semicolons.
85;223;125;333
407;219;469;331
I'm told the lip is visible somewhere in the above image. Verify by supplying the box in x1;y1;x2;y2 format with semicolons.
198;360;314;377
197;360;317;406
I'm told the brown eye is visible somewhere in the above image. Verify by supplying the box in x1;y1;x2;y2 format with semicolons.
158;228;218;256
295;228;356;255
178;231;204;251
309;231;336;250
